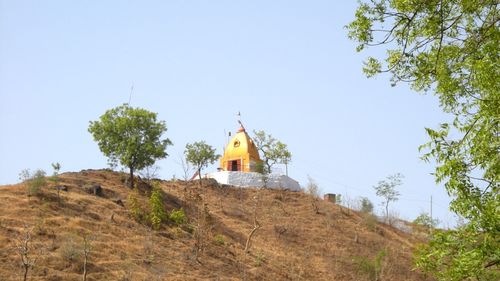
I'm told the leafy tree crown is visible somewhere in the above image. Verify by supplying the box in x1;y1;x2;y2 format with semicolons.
88;104;172;172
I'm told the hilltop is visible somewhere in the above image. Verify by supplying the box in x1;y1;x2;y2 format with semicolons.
0;169;433;281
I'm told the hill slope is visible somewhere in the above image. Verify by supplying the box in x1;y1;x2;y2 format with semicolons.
0;169;432;280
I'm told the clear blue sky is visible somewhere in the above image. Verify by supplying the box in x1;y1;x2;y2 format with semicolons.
0;1;457;227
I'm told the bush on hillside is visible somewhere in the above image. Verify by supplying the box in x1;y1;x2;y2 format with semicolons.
19;169;47;197
359;197;374;213
168;209;187;226
127;187;145;223
354;249;386;281
149;182;166;230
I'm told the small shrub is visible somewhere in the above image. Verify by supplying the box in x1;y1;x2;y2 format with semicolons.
149;182;166;230
142;233;155;264
305;175;321;198
59;234;82;264
169;209;187;226
413;212;439;228
19;169;47;197
362;213;378;231
254;251;267;267
182;223;195;234
213;234;225;245
386;210;400;226
360;197;374;213
127;187;144;222
354;249;386;281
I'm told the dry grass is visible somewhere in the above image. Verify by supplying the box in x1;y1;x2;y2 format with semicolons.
0;169;433;280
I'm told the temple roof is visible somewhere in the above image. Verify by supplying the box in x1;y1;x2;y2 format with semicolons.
222;126;261;162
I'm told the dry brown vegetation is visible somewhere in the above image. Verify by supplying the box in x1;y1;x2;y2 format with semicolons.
0;169;433;280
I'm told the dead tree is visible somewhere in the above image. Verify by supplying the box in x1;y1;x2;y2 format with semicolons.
244;195;261;253
193;203;213;263
81;233;93;281
16;226;37;281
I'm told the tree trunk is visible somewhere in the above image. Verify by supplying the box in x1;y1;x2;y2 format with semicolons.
129;166;134;188
244;220;261;253
23;265;28;281
265;161;271;175
82;253;87;281
198;168;202;187
385;201;389;221
82;253;88;281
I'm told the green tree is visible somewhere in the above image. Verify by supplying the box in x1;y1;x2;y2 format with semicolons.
347;1;499;279
88;104;172;187
360;197;374;214
413;212;439;229
50;163;62;203
253;130;292;175
184;141;219;183
373;173;402;221
19;169;47;197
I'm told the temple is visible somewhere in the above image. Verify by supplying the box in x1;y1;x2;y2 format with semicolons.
206;121;301;191
219;123;262;173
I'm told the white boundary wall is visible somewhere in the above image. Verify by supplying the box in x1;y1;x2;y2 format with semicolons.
205;171;301;192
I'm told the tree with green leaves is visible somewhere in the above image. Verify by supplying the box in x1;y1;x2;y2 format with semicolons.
88;104;172;187
373;173;402;221
50;163;62;203
347;1;499;279
413;212;439;229
184;141;219;183
253;130;292;175
19;169;47;197
359;197;374;214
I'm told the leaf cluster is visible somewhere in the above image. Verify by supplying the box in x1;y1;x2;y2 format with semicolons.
373;173;403;202
184;141;219;173
88;104;172;173
347;0;499;278
149;183;167;230
253;130;292;174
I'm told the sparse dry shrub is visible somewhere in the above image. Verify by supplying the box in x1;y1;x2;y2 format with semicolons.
362;213;378;231
142;231;155;264
254;251;267;267
305;176;321;214
118;269;133;281
193;203;214;261
305;176;320;198
34;217;47;236
386;210;400;227
353;249;386;281
59;234;82;264
274;225;288;239
127;187;145;223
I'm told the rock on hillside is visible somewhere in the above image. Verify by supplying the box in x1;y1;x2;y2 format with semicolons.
0;169;433;281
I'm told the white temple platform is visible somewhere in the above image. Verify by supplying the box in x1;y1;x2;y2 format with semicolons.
205;171;301;192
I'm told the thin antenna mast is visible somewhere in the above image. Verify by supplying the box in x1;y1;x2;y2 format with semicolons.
128;83;134;105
